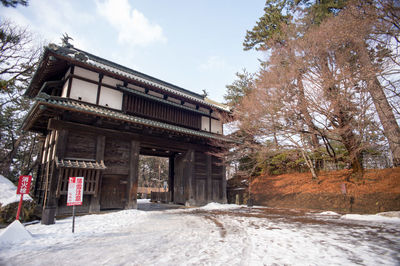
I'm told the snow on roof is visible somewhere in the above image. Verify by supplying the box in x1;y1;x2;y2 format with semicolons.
0;175;32;206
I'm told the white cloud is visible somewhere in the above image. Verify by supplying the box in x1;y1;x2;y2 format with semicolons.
96;0;166;47
0;0;96;50
199;56;227;71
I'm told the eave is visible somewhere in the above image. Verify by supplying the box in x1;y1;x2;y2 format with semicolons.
22;95;234;143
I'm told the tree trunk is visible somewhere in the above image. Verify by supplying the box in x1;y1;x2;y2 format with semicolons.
300;148;318;180
339;127;364;179
369;77;400;167
297;75;323;171
0;133;26;178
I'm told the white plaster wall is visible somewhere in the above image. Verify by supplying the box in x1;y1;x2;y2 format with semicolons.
102;76;123;87
99;86;123;110
61;79;69;97
70;78;98;104
211;118;222;134
74;66;99;81
201;116;210;132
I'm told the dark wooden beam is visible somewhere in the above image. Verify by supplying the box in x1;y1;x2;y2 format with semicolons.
207;154;212;202
221;163;227;203
168;156;174;203
41;128;68;225
89;135;105;213
66;66;74;98
126;140;140;209
184;149;195;206
96;73;103;105
47;118;210;152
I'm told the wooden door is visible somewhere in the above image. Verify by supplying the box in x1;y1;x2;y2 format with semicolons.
212;180;221;201
100;175;127;210
196;179;206;204
174;154;185;204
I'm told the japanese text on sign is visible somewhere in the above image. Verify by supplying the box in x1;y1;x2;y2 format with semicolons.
17;175;32;195
67;177;84;206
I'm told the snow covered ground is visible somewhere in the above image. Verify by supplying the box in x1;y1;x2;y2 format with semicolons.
0;200;399;266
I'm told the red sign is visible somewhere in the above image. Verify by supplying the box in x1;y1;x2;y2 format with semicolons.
67;177;84;206
17;175;32;195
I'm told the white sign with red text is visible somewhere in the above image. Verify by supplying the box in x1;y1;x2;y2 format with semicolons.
67;177;84;206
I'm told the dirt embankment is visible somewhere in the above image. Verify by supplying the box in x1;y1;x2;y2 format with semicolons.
248;168;400;214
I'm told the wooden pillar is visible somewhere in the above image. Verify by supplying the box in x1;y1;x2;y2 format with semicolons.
221;164;227;204
168;156;174;203
206;154;212;202
42;129;68;225
125;140;140;209
89;135;105;213
33;135;46;199
184;149;195;206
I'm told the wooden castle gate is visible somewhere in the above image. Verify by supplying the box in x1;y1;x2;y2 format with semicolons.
23;43;229;224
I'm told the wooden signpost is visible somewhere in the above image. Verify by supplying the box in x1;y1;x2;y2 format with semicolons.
16;175;32;220
67;177;84;233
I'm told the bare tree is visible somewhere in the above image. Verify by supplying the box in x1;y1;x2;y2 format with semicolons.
228;3;386;179
0;19;41;180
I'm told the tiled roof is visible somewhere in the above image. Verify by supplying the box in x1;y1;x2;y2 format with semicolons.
28;95;233;142
45;44;230;112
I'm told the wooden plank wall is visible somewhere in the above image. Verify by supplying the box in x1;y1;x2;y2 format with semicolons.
193;152;225;204
124;94;201;130
104;138;130;176
65;132;96;159
194;151;207;204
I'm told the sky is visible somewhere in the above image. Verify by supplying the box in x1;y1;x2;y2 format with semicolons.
0;0;266;103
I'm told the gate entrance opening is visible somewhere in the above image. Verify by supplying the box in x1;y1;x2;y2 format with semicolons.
138;155;169;201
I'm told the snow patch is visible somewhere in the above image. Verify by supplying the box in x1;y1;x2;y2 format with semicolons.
137;199;151;203
319;211;340;216
377;211;400;218
341;213;400;224
199;202;240;210
0;206;398;265
0;175;32;206
0;220;33;244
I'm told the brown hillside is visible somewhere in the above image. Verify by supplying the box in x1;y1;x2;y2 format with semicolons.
249;168;400;214
252;168;400;196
